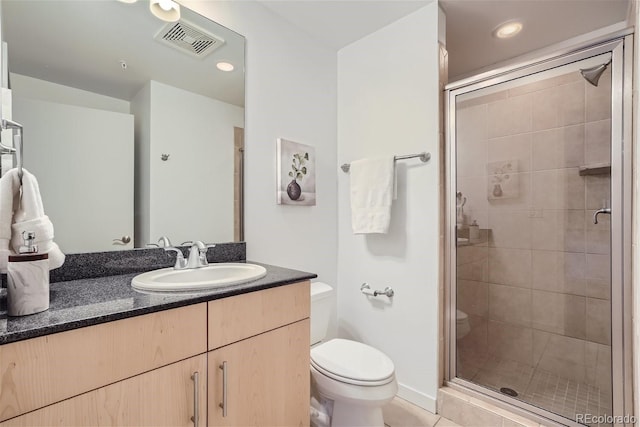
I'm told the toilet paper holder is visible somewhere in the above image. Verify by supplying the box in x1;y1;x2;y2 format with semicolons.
360;283;395;298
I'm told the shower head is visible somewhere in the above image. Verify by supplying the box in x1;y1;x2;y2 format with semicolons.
580;61;610;87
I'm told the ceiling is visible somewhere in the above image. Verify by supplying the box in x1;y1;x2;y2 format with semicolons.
441;0;631;80
260;0;631;80
5;0;630;104
2;0;245;106
259;0;430;49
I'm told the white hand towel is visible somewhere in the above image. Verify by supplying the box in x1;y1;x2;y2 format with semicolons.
0;169;20;269
349;157;395;234
0;168;65;272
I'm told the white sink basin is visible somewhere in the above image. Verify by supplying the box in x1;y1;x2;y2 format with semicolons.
131;263;267;292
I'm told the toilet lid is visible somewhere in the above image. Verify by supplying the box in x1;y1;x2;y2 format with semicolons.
456;309;468;321
311;339;395;386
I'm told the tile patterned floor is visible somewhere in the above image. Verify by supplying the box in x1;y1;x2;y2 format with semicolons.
521;370;612;427
460;355;612;427
383;397;460;427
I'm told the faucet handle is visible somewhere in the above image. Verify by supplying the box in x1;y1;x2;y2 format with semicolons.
190;241;216;267
164;247;187;269
157;236;172;247
193;241;216;251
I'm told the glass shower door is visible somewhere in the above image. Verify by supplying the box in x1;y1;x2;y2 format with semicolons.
451;51;618;426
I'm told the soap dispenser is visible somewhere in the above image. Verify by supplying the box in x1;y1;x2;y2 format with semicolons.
7;231;50;316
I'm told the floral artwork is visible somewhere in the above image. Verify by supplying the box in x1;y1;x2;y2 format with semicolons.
276;138;316;205
487;159;518;199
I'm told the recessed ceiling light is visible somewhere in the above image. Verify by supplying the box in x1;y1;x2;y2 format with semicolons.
493;21;523;39
150;0;180;22
117;0;138;3
216;62;234;72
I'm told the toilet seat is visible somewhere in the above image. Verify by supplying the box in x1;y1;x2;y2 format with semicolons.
311;339;395;386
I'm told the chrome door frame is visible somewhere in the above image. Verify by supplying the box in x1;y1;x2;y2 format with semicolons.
444;34;634;426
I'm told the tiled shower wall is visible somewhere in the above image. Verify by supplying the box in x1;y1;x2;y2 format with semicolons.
456;69;612;396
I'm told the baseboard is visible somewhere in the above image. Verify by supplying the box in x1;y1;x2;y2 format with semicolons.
397;382;437;413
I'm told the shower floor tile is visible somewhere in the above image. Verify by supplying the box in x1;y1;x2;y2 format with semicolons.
521;369;612;426
459;356;612;427
471;356;534;395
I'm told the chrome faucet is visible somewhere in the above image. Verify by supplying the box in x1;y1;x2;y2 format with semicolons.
186;241;215;269
158;236;172;247
163;241;216;270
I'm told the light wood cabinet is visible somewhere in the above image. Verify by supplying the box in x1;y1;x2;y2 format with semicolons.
0;303;207;422
2;354;206;427
0;280;311;427
208;319;310;427
207;281;310;350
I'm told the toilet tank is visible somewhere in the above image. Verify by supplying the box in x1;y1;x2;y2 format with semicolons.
310;282;333;345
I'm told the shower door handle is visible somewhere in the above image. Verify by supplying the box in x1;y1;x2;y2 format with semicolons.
593;208;611;224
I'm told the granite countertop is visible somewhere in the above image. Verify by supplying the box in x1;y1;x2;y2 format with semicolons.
0;261;316;345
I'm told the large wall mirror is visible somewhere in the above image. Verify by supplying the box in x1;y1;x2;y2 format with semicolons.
1;0;245;254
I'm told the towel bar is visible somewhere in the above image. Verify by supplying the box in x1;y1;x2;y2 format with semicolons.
1;119;23;182
341;151;430;173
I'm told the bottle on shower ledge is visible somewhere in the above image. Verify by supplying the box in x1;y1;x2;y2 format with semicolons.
7;231;50;316
469;220;480;241
456;192;467;228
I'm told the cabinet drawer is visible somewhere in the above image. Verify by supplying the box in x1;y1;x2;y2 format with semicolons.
1;354;207;427
0;303;207;421
208;281;310;350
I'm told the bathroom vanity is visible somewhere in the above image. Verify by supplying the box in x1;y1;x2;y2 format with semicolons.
0;251;314;427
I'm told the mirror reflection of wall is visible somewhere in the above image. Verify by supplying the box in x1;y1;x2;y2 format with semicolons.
1;0;245;254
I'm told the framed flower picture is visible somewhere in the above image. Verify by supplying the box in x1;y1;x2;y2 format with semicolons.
487;159;519;199
276;138;316;205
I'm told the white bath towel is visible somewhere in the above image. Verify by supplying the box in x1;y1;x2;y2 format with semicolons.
349;157;395;234
0;168;65;272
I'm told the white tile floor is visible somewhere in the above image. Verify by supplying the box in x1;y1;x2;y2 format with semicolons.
383;397;460;427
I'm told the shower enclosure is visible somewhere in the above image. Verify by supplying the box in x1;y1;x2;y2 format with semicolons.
445;36;632;426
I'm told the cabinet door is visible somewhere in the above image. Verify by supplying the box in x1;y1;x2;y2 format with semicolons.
1;355;207;427
208;319;310;427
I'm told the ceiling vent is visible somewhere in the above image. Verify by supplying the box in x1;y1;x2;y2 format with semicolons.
155;20;224;59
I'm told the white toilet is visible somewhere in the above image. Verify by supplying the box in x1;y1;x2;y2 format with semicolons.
456;309;470;339
310;282;398;427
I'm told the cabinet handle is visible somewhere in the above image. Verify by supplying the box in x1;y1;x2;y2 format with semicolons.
219;361;228;417
191;371;199;427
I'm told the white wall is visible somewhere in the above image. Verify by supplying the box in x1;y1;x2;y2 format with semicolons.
10;73;129;113
149;80;244;244
184;1;338;285
13;96;134;253
131;80;244;246
337;3;441;411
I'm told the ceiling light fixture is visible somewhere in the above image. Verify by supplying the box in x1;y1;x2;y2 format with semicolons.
117;0;138;3
493;20;523;39
216;62;234;72
150;0;180;22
